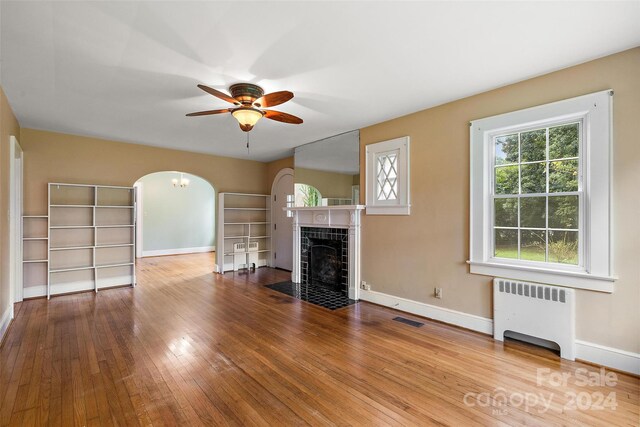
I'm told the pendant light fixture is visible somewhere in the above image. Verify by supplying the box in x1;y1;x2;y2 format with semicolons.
172;172;190;188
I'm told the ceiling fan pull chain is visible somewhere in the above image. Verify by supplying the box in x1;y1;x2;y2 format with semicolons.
246;132;250;154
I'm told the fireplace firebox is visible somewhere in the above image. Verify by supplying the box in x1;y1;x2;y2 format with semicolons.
301;227;348;295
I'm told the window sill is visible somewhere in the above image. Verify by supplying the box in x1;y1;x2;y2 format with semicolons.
365;205;411;215
467;260;615;293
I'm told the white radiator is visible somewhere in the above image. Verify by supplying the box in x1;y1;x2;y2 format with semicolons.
493;278;575;360
247;241;259;267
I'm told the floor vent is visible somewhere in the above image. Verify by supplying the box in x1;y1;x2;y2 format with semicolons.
393;317;424;328
493;278;575;360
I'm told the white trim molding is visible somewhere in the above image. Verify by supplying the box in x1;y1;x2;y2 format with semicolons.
359;288;493;335
469;90;614;292
576;341;640;376
24;285;47;299
468;261;615;293
0;307;13;345
23;275;134;299
141;245;215;258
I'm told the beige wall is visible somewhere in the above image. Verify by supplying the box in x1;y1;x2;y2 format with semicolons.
359;47;640;354
0;87;21;326
266;156;294;189
295;168;355;199
20;129;269;216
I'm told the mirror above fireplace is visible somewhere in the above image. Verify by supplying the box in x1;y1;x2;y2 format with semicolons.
294;130;360;207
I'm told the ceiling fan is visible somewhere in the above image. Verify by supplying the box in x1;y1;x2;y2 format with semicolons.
186;83;303;132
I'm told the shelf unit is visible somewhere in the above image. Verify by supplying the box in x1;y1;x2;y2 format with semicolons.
22;215;49;297
46;183;137;299
215;193;271;273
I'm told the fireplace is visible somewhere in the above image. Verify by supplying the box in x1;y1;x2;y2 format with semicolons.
288;205;364;300
310;239;341;289
301;228;348;295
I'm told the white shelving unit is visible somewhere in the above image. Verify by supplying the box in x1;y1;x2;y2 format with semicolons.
215;193;271;273
22;215;49;298
46;183;137;299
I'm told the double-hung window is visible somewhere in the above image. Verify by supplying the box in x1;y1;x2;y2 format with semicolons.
492;122;582;266
469;91;614;292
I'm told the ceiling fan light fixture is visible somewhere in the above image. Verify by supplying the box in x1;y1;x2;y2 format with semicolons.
232;107;264;132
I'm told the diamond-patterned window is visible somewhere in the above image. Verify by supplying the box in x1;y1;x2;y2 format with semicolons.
376;152;398;201
366;136;410;215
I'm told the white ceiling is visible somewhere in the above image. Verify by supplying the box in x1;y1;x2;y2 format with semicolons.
1;1;638;162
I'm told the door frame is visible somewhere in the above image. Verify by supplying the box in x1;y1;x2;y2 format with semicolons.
270;167;294;270
9;136;24;307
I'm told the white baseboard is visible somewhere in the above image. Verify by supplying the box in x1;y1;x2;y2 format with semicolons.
0;306;13;345
359;289;493;335
24;285;47;299
359;289;640;375
98;275;134;289
141;246;215;258
24;281;94;298
23;277;134;299
576;340;640;376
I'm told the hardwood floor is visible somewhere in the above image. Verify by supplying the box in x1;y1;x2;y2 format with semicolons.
1;253;638;426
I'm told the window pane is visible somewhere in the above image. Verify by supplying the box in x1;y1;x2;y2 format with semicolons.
520;129;546;162
520;197;546;228
495;134;518;165
549;160;578;192
494;229;518;259
494;198;518;227
520;230;546;262
376;153;398;201
548;195;578;229
548;230;578;265
521;163;546;193
549;123;579;159
495;165;519;195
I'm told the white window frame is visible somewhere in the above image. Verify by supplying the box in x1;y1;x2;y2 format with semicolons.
365;136;410;215
469;90;614;292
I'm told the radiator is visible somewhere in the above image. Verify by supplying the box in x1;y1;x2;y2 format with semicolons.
247;241;259;267
493;278;575;360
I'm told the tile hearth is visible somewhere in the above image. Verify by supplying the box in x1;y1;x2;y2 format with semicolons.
266;281;357;310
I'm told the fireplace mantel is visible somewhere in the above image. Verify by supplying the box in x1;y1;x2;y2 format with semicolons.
287;205;365;300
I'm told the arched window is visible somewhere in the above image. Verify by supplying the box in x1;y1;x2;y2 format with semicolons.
295;183;322;207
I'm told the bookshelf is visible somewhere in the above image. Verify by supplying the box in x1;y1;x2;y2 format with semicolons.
22;215;49;298
43;183;136;299
215;193;271;272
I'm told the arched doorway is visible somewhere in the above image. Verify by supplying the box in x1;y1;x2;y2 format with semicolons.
134;171;216;258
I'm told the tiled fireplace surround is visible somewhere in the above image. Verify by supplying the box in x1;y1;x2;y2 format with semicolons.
289;206;364;300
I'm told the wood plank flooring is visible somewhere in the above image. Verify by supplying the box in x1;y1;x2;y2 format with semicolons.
1;253;638;426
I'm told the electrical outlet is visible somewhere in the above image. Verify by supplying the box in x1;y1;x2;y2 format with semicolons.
361;281;371;291
435;287;443;299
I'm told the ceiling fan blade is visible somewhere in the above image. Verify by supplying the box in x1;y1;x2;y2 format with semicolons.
197;84;240;105
254;91;293;108
263;110;303;124
186;108;231;117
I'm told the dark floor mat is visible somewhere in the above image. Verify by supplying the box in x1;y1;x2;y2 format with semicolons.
266;281;357;310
